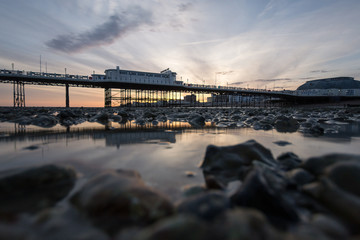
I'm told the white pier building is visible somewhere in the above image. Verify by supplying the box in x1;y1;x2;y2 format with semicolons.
91;66;180;85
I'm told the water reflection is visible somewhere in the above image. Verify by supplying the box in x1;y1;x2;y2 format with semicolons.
0;120;360;147
0;120;359;201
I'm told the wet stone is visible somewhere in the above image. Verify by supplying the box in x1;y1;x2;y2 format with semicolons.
184;171;196;177
57;109;77;119
71;169;174;236
230;167;300;230
274;116;299;133
176;191;230;221
200;140;277;173
111;114;122;122
23;145;39;151
287;168;315;186
30;207;110;240
31;115;58;128
324;160;360;198
301;154;360;176
273;141;292;147
212;208;282;240
277;152;302;171
181;184;206;198
91;112;109;123
188;115;205;127
311;214;350;240
303;178;360;230
0;223;28;240
133;215;209;240
143;111;157;119
0;164;76;216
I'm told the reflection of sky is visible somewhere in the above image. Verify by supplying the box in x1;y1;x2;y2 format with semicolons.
1;0;360;106
1;121;360;200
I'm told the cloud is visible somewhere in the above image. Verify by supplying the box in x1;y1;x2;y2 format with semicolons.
229;81;244;85
216;71;234;75
178;3;193;12
46;5;152;53
310;70;334;73
254;78;292;82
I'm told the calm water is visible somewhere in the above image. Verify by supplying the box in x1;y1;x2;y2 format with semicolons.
0;120;360;200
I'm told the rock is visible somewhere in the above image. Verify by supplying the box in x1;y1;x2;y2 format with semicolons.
204;174;229;190
311;214;350;240
274;116;299;133
13;116;32;125
253;121;273;131
0;223;27;240
303;178;360;230
157;115;167;122
287;168;315;186
200;140;278;173
71;170;174;236
307;125;325;136
188;115;205;127
301;154;360;176
168;113;189;119
273;141;292;147
31;115;58;128
30;207;109;240
0;165;76;216
133;215;208;240
230;167;299;229
111;114;122;122
23;145;39;151
135;118;146;125
117;110;129;119
289;223;335;240
93;112;109;122
176;191;230;221
230;114;242;121
213;208;282;240
57;109;77;119
57;109;83;126
143;111;157;119
325;161;360;198
184;171;196;177
277;152;302;171
181;185;206;198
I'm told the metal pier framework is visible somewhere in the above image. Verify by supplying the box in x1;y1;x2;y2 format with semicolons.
2;68;359;108
13;81;25;107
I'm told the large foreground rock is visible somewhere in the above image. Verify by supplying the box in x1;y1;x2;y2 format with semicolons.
132;215;208;240
301;154;360;176
230;167;300;229
200;140;278;173
176;191;230;221
0;164;76;216
303;159;360;230
71;170;174;236
213;208;282;240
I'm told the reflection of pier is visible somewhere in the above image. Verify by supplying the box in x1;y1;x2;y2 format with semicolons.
0;121;213;147
1;120;360;147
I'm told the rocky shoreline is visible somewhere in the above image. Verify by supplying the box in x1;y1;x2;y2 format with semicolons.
0;107;360;239
1;106;359;135
0;140;359;239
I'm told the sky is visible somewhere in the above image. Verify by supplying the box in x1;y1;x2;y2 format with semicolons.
1;0;360;106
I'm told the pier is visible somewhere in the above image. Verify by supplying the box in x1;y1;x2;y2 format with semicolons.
1;68;359;107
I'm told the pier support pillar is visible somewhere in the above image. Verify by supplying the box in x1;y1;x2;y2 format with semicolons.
105;88;111;108
65;84;70;108
13;81;25;108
